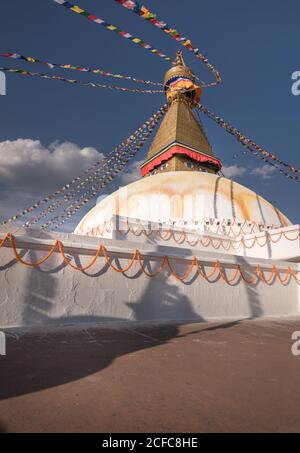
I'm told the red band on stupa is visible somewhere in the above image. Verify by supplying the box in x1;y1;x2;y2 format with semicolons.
141;145;222;176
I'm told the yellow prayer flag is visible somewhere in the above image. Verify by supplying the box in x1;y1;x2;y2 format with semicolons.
71;6;85;14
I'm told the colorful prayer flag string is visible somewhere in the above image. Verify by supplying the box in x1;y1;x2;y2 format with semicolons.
196;105;300;182
0;52;162;86
53;0;172;61
53;0;221;88
31;134;153;229
0;66;163;94
114;0;221;88
41;112;165;229
0;104;168;230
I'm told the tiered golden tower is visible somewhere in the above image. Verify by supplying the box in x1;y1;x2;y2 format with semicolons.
140;51;222;177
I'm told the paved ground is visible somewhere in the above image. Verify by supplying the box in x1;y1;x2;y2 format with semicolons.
0;318;300;433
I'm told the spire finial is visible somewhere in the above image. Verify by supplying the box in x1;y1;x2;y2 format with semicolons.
174;50;186;67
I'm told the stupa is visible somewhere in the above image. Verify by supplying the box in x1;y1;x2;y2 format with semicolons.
75;51;290;237
0;52;299;329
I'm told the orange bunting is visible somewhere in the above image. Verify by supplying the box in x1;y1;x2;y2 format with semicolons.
80;221;300;252
0;232;299;285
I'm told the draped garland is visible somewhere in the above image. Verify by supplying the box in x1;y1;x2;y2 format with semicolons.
80;221;272;240
99;221;300;250
1;232;299;285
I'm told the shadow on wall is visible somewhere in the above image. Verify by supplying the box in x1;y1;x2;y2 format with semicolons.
235;255;264;319
213;176;223;219
0;241;206;401
0;236;267;401
256;194;272;259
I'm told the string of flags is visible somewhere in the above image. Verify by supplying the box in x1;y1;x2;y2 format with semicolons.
35;133;153;229
197;104;300;183
0;104;168;230
18;106;168;229
29;145;137;228
0;52;163;87
0;1;297;233
25;141;141;228
0;66;163;94
41;110;166;230
114;0;221;88
53;0;220;88
53;0;172;61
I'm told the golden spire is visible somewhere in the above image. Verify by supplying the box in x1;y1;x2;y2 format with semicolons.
163;51;201;106
140;53;222;177
164;50;195;88
175;50;186;66
146;100;213;159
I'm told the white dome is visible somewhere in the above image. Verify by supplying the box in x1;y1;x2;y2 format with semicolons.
74;172;290;236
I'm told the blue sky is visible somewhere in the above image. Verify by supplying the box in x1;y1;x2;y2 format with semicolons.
0;0;299;229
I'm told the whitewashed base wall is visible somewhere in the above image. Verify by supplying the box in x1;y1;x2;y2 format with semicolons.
0;229;298;328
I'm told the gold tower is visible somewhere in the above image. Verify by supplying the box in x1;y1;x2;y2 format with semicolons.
140;51;222;177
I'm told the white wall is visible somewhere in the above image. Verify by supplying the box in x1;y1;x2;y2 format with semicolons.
111;217;300;262
0;228;298;328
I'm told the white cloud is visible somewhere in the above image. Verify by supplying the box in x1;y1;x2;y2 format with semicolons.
250;165;276;179
0;138;279;230
0;139;103;222
0;139;103;192
222;165;247;178
222;163;276;181
119;159;143;185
